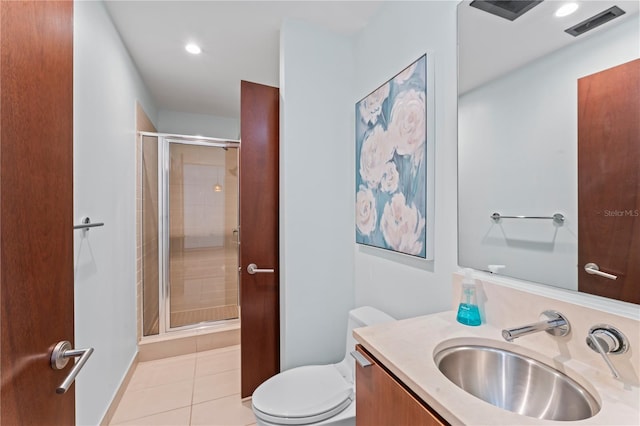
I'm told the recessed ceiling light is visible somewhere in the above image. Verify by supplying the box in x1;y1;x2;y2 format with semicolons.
555;3;579;17
185;43;201;55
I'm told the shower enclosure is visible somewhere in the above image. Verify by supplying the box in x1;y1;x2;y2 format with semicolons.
140;132;240;335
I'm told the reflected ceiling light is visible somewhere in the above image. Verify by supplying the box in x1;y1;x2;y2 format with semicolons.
213;169;223;192
185;43;202;55
555;3;579;17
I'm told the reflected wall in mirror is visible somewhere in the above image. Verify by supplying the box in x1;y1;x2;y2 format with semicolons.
457;0;639;303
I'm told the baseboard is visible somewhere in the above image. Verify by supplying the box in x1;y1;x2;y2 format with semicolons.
99;352;139;426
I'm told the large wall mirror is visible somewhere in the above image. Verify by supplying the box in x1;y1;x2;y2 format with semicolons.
457;0;639;304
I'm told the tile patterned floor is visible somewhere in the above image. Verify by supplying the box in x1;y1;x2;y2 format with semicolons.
110;345;256;426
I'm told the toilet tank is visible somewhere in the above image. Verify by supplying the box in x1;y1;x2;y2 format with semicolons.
337;306;395;382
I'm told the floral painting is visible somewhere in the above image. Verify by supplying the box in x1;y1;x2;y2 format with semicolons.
356;55;429;258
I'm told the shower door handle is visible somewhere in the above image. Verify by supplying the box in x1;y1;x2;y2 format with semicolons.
247;263;274;274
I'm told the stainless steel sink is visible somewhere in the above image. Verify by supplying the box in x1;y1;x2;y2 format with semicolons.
434;344;600;421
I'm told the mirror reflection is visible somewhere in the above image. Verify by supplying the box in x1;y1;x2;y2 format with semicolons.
457;0;639;304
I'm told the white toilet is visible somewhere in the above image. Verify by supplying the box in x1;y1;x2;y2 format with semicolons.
251;306;395;426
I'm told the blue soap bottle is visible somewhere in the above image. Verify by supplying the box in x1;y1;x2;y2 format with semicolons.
456;268;482;326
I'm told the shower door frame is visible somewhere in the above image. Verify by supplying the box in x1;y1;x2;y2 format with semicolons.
144;132;240;334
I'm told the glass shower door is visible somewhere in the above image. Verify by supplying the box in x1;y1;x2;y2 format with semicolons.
166;141;239;329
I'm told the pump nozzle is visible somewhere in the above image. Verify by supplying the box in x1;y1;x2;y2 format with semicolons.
488;264;506;274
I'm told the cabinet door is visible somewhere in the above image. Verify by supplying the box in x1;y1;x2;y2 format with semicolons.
356;346;446;426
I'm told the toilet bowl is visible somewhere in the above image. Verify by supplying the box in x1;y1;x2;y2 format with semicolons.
251;306;395;426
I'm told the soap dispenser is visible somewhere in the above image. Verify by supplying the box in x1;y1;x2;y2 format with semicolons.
456;268;482;326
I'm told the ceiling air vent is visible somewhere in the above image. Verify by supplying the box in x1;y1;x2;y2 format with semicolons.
469;0;543;21
565;6;626;37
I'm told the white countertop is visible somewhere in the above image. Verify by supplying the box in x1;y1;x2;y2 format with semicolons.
353;311;640;426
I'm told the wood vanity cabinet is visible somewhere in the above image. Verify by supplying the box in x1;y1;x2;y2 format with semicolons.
355;345;448;426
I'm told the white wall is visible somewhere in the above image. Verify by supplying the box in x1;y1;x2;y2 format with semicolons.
352;1;459;319
279;20;356;369
157;109;239;139
458;16;639;290
74;2;157;424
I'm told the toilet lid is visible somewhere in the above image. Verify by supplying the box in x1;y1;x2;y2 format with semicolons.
252;365;354;425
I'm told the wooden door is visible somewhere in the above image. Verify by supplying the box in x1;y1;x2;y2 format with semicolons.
0;1;75;425
355;346;447;426
578;59;639;304
239;81;280;397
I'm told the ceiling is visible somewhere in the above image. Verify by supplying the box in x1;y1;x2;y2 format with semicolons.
104;1;638;117
458;0;640;94
104;1;384;120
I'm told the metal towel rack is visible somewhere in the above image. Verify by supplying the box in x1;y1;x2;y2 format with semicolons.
491;212;565;225
74;216;104;230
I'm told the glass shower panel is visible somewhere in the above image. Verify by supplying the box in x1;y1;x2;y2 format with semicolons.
142;134;159;336
168;143;239;328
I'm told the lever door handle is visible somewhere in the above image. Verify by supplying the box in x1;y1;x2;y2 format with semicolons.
247;263;274;274
50;341;94;394
584;263;617;280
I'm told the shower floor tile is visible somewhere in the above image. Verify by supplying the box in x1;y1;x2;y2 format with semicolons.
110;345;256;426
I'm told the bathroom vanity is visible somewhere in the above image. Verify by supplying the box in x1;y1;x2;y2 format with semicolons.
354;345;445;426
353;274;640;425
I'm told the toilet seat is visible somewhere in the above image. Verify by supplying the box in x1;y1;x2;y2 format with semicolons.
252;365;354;425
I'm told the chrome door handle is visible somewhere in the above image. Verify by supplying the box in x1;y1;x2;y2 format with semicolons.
350;350;372;368
584;263;618;280
247;263;274;274
50;341;94;394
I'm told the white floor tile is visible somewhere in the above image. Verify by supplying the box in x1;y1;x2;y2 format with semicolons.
190;394;256;426
110;379;193;424
127;354;196;392
111;406;191;425
195;348;240;376
193;369;241;404
110;346;253;426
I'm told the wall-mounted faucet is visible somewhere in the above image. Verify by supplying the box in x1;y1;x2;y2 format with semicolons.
586;324;629;379
502;310;570;342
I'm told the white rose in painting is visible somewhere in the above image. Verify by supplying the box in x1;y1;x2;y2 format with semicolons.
356;186;377;236
394;62;417;85
380;161;399;193
388;89;426;166
359;125;395;187
380;193;425;255
359;83;390;125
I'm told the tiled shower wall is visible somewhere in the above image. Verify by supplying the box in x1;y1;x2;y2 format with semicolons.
167;144;239;321
136;103;158;339
224;148;239;306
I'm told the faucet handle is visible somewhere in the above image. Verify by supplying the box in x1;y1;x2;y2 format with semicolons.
586;325;629;379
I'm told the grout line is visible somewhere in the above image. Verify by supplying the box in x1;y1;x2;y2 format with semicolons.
195;367;240;380
189;356;196;426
